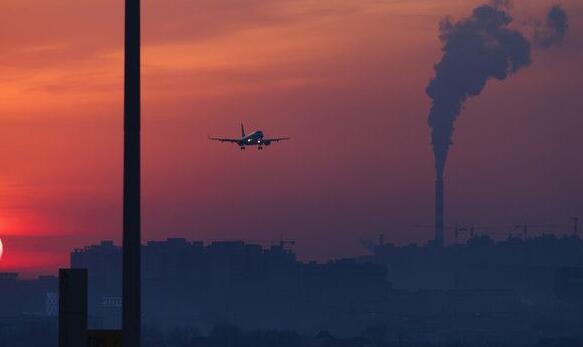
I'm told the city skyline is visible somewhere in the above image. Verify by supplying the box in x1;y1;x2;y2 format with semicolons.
1;0;582;277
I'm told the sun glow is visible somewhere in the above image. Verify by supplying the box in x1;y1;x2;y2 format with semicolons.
0;238;3;261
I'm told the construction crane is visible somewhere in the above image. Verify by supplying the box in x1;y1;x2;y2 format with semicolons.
415;220;572;244
454;224;477;243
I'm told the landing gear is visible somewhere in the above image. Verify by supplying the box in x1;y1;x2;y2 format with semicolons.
258;146;263;150
240;146;246;150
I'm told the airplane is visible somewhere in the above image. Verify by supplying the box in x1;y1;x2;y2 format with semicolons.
209;123;290;150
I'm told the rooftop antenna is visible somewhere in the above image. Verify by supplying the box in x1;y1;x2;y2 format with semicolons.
571;217;579;237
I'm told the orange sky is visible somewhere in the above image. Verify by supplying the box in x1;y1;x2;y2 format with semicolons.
0;0;582;277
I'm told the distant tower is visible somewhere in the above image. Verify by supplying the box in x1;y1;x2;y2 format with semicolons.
434;177;445;247
123;0;141;346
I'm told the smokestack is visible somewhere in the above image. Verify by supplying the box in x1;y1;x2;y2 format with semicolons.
435;177;445;247
123;0;141;346
424;3;569;248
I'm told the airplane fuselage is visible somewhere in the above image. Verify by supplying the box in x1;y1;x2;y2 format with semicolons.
238;131;266;147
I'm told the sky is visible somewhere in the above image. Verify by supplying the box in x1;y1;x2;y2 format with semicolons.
0;0;582;277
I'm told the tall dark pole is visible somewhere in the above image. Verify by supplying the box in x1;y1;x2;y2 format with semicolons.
123;0;141;346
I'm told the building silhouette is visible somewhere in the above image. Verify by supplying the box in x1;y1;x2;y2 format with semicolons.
71;238;389;335
0;272;57;317
2;235;583;346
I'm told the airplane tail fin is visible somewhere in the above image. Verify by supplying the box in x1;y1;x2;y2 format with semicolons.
241;122;246;137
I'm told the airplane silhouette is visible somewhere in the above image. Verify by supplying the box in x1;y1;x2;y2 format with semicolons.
210;123;290;150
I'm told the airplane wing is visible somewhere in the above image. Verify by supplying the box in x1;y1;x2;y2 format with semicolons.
209;137;241;143
263;137;291;144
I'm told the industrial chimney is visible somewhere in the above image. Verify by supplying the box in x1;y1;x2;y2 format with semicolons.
435;177;444;247
123;0;141;346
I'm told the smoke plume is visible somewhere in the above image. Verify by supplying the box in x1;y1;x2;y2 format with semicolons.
535;5;569;48
426;3;532;178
